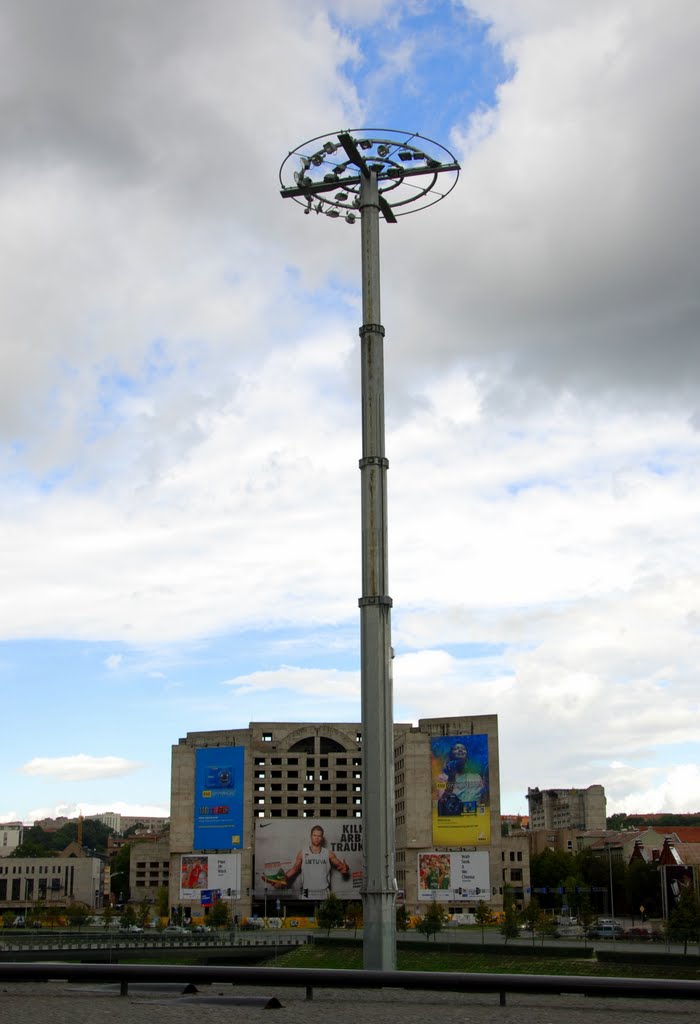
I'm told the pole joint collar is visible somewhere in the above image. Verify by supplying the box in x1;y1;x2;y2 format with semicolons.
358;595;393;608
359;323;385;337
359;456;389;469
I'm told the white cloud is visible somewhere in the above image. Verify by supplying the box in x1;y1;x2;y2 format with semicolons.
1;1;699;822
20;756;142;782
606;764;700;816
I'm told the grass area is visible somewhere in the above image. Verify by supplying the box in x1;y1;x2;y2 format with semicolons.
267;943;700;981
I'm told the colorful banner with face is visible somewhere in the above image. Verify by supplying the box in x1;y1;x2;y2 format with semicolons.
431;734;490;846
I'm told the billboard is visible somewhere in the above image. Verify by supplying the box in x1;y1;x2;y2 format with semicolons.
255;818;363;900
180;852;241;900
193;746;245;850
418;850;490;902
431;734;490;846
663;864;696;918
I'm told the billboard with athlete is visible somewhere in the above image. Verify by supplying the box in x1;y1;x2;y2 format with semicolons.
255;819;363;900
417;850;490;902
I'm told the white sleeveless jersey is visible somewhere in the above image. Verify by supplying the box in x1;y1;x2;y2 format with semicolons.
301;848;331;896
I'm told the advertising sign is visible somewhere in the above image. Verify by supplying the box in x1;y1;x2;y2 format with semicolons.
418;850;490;902
430;734;490;846
664;864;695;918
180;853;241;900
255;818;363;900
193;746;245;850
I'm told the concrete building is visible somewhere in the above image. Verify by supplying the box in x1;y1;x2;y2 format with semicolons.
527;785;606;831
500;831;530;908
88;812;169;835
129;838;170;903
0;853;103;912
170;715;502;921
0;824;22;857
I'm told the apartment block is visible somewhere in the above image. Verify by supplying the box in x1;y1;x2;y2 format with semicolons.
527;785;606;831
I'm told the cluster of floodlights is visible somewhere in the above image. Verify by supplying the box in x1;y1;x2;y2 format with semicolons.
279;129;460;224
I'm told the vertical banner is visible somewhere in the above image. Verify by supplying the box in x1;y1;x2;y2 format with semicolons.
431;734;490;845
418;850;490;901
193;746;245;850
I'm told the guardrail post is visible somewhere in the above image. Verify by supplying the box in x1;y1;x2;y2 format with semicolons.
306;985;313;1000
499;991;506;1006
120;980;128;997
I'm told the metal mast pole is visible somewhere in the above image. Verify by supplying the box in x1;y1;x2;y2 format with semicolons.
358;170;396;970
279;129;459;974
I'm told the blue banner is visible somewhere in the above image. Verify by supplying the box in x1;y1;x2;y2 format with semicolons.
193;747;245;850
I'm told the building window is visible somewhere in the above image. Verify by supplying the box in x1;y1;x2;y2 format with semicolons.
262;733;273;742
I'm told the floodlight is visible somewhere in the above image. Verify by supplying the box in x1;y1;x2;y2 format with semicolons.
280;130;459;221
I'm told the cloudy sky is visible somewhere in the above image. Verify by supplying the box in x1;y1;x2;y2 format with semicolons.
2;0;699;826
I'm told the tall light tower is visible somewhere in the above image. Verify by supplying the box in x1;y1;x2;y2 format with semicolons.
280;129;459;970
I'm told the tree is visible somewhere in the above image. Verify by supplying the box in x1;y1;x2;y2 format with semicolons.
530;849;577;910
207;899;231;930
416;900;447;941
474;902;494;943
156;885;169;920
577;893;596;944
395;903;409;933
65;902;92;931
316;893;345;935
121;903;137;928
136;899;152;929
520;897;543;946
667;886;700;954
500;887;520;944
109;842;132;902
44;905;62;929
346;901;364;935
102;903;115;930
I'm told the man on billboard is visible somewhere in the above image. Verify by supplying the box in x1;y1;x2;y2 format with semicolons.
263;825;350;898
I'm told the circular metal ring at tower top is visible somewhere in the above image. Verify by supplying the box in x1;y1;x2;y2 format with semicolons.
279;128;460;222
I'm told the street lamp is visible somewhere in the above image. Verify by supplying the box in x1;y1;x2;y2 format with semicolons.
280;129;460;971
606;843;617;942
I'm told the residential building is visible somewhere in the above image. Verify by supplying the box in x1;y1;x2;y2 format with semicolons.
0;824;23;857
129;838;170;903
527;785;606;831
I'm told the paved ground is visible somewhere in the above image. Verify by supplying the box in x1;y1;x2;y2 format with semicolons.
1;981;699;1024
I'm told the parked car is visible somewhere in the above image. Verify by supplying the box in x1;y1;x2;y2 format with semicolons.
624;927;651;941
588;923;624;939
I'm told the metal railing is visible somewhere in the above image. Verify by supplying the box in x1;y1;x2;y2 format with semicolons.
1;962;699;1005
